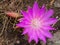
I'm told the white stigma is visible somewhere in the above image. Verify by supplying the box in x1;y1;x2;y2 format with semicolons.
31;19;40;29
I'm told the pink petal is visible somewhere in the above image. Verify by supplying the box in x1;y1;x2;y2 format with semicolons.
43;18;57;25
22;28;28;34
28;28;34;43
21;19;30;24
41;4;45;9
28;28;38;43
41;26;55;30
39;28;53;38
29;33;38;43
27;6;33;19
38;5;46;19
33;30;38;43
28;36;33;43
21;10;31;20
16;22;30;27
43;9;54;19
33;1;39;18
36;30;46;43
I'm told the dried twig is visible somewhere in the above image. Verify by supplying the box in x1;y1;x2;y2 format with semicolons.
50;0;55;6
0;16;8;36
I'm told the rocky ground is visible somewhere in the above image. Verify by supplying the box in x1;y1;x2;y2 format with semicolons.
0;0;60;45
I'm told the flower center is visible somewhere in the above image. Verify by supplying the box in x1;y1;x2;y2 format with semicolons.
31;19;40;29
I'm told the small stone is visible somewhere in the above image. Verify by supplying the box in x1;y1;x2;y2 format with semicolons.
54;0;60;7
47;31;60;45
56;16;59;19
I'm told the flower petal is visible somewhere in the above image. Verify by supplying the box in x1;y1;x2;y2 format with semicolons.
41;25;55;30
21;10;32;20
36;30;46;43
44;9;54;19
33;1;39;18
22;28;28;34
40;28;53;38
39;5;46;19
43;18;57;25
16;22;30;27
28;28;38;43
27;6;33;19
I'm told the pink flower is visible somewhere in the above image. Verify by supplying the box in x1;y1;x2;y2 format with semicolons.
16;2;58;43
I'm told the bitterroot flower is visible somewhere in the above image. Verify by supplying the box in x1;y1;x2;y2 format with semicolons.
16;2;58;43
